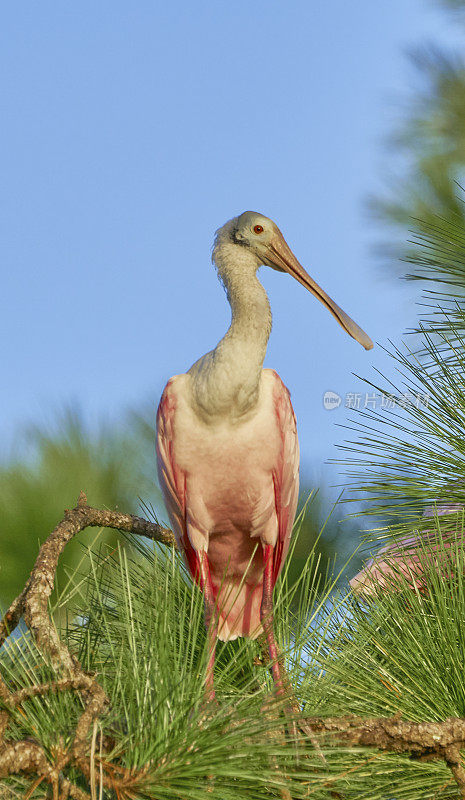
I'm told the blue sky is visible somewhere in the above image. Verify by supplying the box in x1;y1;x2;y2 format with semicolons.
0;2;461;476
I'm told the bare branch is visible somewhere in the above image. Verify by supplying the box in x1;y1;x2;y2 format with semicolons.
304;714;465;796
22;492;175;671
305;714;465;756
0;740;53;781
7;677;92;707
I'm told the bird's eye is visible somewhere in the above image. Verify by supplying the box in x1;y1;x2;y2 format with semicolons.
253;225;264;234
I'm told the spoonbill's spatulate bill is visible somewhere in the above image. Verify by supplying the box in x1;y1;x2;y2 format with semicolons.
156;211;373;700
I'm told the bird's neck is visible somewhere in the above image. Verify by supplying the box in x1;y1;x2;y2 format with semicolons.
190;241;272;420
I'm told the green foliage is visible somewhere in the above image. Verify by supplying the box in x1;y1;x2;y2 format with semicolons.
335;210;465;554
287;485;363;592
373;8;465;277
338;324;465;530
403;211;465;349
1;515;344;799
312;523;465;798
325;61;465;779
434;0;465;12
0;409;157;608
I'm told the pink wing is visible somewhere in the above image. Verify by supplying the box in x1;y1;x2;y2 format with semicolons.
270;371;300;585
156;378;199;581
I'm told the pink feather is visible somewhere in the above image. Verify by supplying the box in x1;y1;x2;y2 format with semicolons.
350;503;465;596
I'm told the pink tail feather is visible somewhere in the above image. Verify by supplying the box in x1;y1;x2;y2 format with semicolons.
214;578;264;641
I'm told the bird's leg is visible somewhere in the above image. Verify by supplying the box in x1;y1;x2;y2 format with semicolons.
259;550;293;800
260;544;285;696
258;620;342;796
197;550;218;703
259;549;334;771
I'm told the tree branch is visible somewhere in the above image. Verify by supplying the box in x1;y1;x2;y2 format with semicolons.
304;714;465;797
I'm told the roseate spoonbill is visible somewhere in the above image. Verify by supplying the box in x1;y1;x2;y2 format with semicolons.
156;211;373;700
350;502;464;597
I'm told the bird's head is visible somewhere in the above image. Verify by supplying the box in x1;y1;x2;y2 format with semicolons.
214;210;373;351
231;211;278;256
